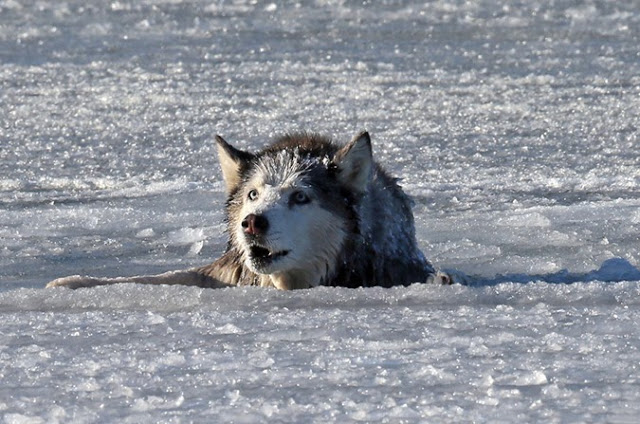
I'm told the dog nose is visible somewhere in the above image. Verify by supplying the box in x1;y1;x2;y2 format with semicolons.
242;214;269;235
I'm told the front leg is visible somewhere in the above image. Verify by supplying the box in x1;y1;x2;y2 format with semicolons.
427;271;455;285
46;269;229;289
46;275;111;289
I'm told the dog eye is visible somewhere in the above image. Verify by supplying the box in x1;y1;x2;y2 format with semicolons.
248;189;259;201
291;191;310;205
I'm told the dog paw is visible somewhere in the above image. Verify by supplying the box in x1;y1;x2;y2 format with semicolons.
46;275;100;289
428;271;455;285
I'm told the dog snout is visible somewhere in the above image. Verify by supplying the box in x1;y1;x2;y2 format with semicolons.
242;213;269;235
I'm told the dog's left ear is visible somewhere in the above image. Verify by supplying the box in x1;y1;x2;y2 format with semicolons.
332;131;373;193
215;135;254;194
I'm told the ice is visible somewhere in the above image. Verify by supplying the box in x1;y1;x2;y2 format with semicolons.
2;0;640;422
3;283;640;422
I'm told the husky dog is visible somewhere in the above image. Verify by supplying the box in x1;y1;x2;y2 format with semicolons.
47;131;448;290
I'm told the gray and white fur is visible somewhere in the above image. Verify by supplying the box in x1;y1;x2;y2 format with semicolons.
47;132;449;290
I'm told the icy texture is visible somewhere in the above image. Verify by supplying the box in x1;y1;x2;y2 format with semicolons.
2;283;640;422
1;0;640;422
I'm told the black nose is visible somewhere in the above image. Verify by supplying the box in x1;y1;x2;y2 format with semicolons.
242;214;269;235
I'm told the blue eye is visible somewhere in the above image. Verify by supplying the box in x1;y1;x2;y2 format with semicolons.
291;191;310;205
248;189;259;201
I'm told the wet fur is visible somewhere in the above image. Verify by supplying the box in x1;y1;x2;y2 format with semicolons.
47;132;439;290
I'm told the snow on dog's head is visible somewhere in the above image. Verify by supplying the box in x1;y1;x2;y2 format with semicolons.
215;132;372;289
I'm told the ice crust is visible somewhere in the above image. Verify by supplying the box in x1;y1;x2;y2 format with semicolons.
1;0;640;422
2;282;640;422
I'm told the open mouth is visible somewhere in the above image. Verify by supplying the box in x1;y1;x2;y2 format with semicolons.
249;245;290;263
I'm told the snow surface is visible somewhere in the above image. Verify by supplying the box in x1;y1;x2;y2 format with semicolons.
1;0;640;422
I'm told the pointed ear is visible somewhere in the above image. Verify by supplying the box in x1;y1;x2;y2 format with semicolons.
215;135;254;194
332;131;373;193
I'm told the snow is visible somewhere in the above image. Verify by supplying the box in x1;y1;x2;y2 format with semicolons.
2;283;640;422
1;0;640;422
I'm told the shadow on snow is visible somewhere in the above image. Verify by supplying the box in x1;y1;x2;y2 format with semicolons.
448;257;640;287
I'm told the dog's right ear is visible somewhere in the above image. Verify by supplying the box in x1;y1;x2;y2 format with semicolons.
215;135;254;194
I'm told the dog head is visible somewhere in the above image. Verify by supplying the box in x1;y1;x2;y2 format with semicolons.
215;132;372;289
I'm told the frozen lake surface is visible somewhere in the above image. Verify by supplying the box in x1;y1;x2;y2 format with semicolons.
1;0;639;422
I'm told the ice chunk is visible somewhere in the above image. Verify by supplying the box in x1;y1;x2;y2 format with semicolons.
135;228;156;238
166;227;205;245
